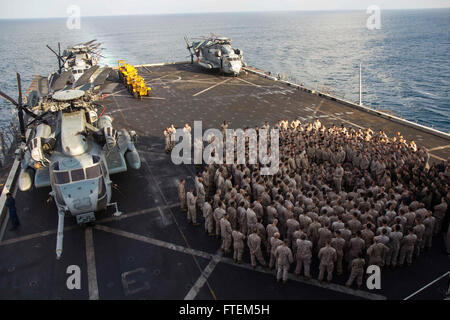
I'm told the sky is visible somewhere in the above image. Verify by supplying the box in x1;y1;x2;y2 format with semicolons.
0;0;449;19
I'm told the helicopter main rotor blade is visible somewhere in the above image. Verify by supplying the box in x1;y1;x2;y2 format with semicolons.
83;39;97;46
0;89;19;107
46;45;65;64
16;73;26;141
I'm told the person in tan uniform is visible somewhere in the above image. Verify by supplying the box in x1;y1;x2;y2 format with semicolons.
202;199;214;236
266;219;279;255
220;214;232;254
367;237;390;267
331;230;346;275
178;179;186;212
248;228;267;269
186;187;199;225
433;198;447;235
318;224;332;249
295;234;313;279
346;253;365;288
347;231;365;268
275;239;294;283
398;228;417;266
318;240;337;282
232;229;245;263
423;211;436;250
269;232;283;269
386;224;403;268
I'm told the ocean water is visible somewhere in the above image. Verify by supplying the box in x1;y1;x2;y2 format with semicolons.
0;9;449;132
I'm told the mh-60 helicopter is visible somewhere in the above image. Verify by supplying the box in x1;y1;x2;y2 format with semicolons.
184;34;246;76
0;69;141;259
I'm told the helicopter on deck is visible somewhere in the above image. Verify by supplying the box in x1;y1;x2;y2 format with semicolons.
0;74;141;259
43;40;109;96
184;35;246;76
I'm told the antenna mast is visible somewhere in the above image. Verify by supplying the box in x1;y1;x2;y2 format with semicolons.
359;63;363;106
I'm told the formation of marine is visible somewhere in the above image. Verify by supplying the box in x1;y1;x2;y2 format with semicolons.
177;119;449;286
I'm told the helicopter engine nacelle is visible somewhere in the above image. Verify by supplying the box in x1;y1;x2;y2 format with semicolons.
18;168;34;192
124;130;141;170
98;115;117;149
30;124;52;165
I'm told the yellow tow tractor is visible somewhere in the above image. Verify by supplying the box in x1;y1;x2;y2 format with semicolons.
117;60;151;98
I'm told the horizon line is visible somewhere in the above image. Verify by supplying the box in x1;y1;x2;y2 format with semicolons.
1;7;449;20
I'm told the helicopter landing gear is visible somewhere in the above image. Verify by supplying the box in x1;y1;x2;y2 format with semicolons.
108;202;122;217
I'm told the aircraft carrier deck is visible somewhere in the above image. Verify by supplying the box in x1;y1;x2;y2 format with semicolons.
0;62;448;300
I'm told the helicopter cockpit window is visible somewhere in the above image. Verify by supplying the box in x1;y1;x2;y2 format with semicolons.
86;164;101;179
55;171;70;184
71;168;85;182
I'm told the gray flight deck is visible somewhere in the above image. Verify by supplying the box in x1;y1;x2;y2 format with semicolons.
0;62;448;300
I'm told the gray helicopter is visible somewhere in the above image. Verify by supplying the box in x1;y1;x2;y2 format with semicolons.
184;35;246;76
45;40;108;95
0;74;141;259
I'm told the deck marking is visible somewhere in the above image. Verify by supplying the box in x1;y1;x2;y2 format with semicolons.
0;204;179;247
219;256;386;300
403;271;449;300
427;144;450;152
94;224;212;260
429;153;446;161
0;225;78;246
235;77;261;87
140;155;218;299
141;66;152;73
317;109;365;129
85;227;99;300
0;182;19;242
96;225;386;300
313;100;324;116
184;250;222;300
193;78;231;97
145;71;181;82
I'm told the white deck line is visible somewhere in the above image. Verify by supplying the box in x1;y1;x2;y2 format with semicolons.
193;78;232;97
403;271;449;300
85;227;100;300
96;225;386;300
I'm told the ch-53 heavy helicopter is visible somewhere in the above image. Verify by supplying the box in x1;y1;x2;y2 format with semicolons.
184;34;246;76
0;60;141;259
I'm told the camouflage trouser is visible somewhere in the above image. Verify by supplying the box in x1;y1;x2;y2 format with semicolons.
385;246;399;266
414;239;423;257
295;256;311;277
346;269;363;287
233;245;244;262
240;222;247;236
318;263;334;282
214;218;221;236
423;233;433;249
222;236;232;252
334;178;342;193
197;197;204;210
250;248;266;267
188;206;197;223
204;216;214;234
277;264;289;281
269;252;277;269
398;246;414;265
180;196;186;211
336;251;343;274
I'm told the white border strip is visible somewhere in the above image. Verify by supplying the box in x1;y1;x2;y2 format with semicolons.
403;271;449;300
